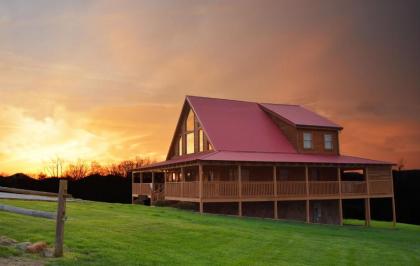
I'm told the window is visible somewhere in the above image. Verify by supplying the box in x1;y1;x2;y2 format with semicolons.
199;129;204;152
324;134;333;150
178;136;183;155
186;133;194;154
186;110;194;132
303;132;313;149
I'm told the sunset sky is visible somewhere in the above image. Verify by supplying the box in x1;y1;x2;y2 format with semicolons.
0;0;419;174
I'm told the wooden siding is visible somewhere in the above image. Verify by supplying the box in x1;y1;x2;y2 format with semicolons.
367;165;393;195
266;111;339;155
297;129;339;155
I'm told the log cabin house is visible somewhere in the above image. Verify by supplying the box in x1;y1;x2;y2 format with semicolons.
132;96;395;225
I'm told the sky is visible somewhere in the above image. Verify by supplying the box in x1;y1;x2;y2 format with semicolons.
0;0;419;174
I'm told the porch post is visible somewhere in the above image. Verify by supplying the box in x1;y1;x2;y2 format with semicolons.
390;166;396;227
131;171;135;204
238;165;242;217
365;167;371;227
199;163;203;214
180;167;185;197
365;198;371;227
140;172;143;183
338;167;343;226
151;171;155;204
273;166;278;219
305;165;310;223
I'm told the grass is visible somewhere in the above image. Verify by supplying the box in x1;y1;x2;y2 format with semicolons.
0;199;419;266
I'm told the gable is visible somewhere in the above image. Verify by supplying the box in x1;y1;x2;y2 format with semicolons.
166;100;213;160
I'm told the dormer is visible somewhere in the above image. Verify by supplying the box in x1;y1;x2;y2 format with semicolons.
259;103;343;155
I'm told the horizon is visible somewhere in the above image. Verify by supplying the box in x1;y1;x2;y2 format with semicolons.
1;1;420;174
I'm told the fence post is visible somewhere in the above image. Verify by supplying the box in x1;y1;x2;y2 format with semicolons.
54;179;67;257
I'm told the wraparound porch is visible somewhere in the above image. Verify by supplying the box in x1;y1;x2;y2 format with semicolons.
132;162;395;226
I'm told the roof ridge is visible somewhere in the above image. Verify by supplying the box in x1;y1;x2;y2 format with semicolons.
186;95;258;105
259;102;300;107
187;95;302;108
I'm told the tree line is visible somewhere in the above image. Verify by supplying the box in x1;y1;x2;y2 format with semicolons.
38;156;154;179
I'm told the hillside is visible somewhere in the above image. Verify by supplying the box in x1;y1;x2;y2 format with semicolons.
0;199;419;266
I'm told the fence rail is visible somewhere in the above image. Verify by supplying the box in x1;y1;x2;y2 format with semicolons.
0;180;68;257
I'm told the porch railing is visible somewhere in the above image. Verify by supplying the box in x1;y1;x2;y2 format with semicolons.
341;181;367;195
242;181;275;197
132;183;152;195
158;179;393;200
277;181;307;197
203;181;239;198
369;180;393;195
309;181;340;196
165;182;199;198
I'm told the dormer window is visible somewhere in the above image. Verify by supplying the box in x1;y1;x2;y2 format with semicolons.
303;132;313;149
324;134;333;150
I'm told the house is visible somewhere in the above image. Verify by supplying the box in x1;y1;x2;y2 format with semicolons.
132;96;395;225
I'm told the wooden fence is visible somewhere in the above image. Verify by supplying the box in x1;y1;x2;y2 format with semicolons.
0;180;69;257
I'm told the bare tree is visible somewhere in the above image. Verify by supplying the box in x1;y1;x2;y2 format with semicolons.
44;156;64;178
107;163;123;176
65;159;89;180
38;172;48;179
134;156;153;168
90;161;107;176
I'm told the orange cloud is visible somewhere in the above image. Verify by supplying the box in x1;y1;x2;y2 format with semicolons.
0;1;419;173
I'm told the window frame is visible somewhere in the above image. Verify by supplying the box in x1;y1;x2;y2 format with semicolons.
324;133;333;150
303;132;313;150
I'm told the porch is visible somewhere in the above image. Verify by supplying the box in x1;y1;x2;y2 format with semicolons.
132;163;395;225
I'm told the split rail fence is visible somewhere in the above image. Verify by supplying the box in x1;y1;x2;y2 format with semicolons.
0;180;69;257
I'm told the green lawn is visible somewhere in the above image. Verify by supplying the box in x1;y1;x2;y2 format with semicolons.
0;199;419;266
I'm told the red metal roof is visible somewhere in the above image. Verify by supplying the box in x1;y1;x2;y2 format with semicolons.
187;96;297;153
138;96;391;170
201;151;391;165
260;103;342;129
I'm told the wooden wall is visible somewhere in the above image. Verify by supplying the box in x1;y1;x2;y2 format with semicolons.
296;129;339;155
266;111;340;155
367;165;392;180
